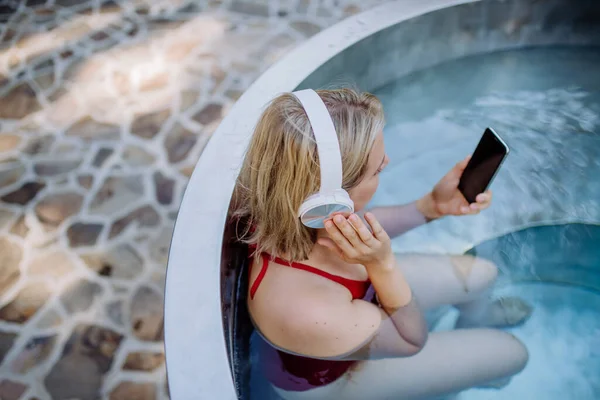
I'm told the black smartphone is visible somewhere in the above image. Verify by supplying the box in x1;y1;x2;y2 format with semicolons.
458;127;509;204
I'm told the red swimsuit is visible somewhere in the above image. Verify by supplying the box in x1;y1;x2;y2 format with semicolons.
249;251;373;392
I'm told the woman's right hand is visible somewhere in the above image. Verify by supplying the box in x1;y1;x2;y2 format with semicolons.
318;212;394;270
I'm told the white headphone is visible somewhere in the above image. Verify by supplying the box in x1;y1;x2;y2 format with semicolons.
292;89;354;228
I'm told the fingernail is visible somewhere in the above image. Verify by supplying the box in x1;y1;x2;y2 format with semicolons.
334;215;344;223
461;206;469;213
350;214;358;221
325;221;333;228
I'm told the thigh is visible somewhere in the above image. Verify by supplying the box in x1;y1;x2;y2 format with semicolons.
395;254;498;309
328;329;526;400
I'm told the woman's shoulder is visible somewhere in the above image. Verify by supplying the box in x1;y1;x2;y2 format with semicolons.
247;260;381;357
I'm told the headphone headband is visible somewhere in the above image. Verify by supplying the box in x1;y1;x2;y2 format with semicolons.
291;89;343;194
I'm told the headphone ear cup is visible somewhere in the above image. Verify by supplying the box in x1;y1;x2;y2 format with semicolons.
299;190;354;228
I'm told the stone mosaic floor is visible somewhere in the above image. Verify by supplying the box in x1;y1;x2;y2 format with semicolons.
0;0;386;398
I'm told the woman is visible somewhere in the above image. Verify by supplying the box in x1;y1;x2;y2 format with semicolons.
232;88;531;399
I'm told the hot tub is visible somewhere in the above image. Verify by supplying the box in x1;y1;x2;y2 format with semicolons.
164;1;600;399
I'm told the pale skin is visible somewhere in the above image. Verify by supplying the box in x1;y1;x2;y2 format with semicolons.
249;132;529;399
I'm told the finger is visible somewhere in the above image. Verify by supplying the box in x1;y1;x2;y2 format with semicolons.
364;212;389;241
475;197;491;211
333;214;364;249
331;211;352;219
461;203;481;215
475;191;492;203
460;205;470;214
455;155;472;173
325;219;356;256
348;214;376;245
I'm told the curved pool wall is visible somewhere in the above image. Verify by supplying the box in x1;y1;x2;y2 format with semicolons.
163;1;600;399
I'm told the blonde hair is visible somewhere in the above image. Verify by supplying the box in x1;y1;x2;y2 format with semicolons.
231;88;385;262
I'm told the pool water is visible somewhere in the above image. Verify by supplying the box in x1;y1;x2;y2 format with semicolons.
443;282;600;399
371;46;600;399
433;224;600;400
371;46;600;255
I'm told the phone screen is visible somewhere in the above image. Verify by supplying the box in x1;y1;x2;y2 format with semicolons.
458;128;508;204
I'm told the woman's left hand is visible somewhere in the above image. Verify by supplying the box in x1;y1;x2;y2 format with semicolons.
416;155;493;219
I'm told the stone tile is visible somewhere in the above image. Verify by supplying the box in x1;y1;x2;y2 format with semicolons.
0;332;17;364
77;174;94;189
343;4;361;17
60;279;103;314
32;70;56;93
290;20;321;37
1;181;46;205
0;282;51;324
66;117;120;141
164;123;197;163
106;300;124;327
67;222;103;247
22;135;55;156
123;351;165;371
131;286;164;341
231;1;269;17
35;192;84;227
34;158;82;176
0;82;41;119
148;226;174;265
192;102;223;125
0;237;22;296
11;335;57;374
9;215;29;238
179;90;199;112
0;380;28;400
45;353;103;400
179;165;194;178
27;250;76;280
45;325;123;400
110;382;156;400
36;309;62;329
296;0;309;13
122;145;155;167
108;205;160;238
209;64;227;92
139;71;170;92
0;208;16;230
0;135;22;152
225;89;244;101
92;147;113;167
153;172;175;205
89;176;145;216
80;244;144;280
130;110;170;139
0;161;26;190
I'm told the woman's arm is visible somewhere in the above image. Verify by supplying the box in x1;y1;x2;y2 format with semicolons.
257;255;428;360
366;156;496;238
363;193;441;239
267;212;428;360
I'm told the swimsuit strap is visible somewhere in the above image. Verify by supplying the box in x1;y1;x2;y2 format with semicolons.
249;252;369;299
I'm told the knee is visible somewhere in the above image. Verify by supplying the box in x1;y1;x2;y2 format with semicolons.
453;255;498;293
